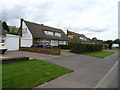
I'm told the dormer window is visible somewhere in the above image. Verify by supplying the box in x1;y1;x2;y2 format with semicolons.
55;32;61;37
68;35;73;39
79;37;86;40
44;31;54;35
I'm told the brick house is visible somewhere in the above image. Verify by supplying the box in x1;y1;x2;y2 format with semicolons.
18;19;70;47
91;37;103;44
67;30;92;43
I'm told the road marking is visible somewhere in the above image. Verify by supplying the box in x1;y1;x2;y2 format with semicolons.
94;60;118;88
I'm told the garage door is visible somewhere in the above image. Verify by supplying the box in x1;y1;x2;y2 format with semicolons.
6;34;20;51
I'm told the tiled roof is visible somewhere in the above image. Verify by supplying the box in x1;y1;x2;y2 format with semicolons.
23;20;69;41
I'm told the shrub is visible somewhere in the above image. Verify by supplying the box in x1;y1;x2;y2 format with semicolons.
70;43;103;54
103;41;113;49
59;42;76;49
102;43;109;49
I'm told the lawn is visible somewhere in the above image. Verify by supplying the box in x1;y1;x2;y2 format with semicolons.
112;48;120;51
2;60;73;88
61;49;70;52
82;51;115;58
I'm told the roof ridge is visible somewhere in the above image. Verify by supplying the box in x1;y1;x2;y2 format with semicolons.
68;30;85;36
24;19;62;31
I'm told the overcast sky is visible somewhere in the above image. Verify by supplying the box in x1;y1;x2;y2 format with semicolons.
1;0;119;40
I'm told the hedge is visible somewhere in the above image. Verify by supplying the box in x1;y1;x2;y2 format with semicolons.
59;42;75;49
70;43;103;54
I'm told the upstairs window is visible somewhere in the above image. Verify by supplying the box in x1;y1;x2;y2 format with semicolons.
79;37;86;40
22;28;27;34
55;32;61;37
44;31;54;35
68;35;73;39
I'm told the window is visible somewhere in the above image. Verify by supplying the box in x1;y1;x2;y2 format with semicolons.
79;37;86;40
51;40;58;46
55;32;61;37
68;35;73;39
44;31;53;35
59;41;68;45
40;40;51;45
22;28;27;34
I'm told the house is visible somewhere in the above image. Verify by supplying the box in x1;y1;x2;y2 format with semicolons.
91;37;103;44
112;44;119;48
67;30;92;43
18;19;70;47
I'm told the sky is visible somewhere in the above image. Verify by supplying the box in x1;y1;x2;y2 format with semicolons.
1;0;119;40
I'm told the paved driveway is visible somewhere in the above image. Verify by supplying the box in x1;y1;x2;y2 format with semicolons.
37;51;118;88
2;51;75;60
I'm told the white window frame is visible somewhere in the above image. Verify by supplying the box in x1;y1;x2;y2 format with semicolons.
68;35;73;39
55;32;61;37
79;37;86;40
22;28;27;34
59;41;68;45
51;40;58;46
44;31;54;36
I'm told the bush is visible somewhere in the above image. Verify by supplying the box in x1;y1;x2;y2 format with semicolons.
103;41;113;49
59;42;76;49
102;43;109;49
70;43;103;54
59;45;71;49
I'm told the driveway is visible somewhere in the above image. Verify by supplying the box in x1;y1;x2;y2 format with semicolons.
2;51;75;60
36;51;118;88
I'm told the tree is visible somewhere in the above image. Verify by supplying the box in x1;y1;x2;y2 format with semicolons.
2;21;10;32
8;26;18;33
103;40;113;49
113;39;120;44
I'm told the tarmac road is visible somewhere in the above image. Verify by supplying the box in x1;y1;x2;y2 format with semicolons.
95;61;118;88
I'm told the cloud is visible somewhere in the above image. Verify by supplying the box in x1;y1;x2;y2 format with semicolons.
1;0;119;40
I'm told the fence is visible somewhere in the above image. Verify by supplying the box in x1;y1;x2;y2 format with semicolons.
20;47;61;55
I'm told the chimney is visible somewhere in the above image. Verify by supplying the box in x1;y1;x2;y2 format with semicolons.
21;18;24;27
67;30;69;35
18;19;24;36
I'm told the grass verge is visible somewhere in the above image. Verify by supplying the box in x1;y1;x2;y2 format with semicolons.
2;60;73;88
61;49;70;52
112;48;120;51
82;51;115;58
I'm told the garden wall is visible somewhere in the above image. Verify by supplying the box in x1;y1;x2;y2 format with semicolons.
20;47;60;55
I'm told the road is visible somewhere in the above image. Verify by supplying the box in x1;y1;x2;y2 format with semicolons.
97;50;119;88
95;61;118;88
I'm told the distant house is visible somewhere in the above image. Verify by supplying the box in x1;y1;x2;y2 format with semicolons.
67;30;92;43
112;44;119;48
91;37;103;44
18;19;69;47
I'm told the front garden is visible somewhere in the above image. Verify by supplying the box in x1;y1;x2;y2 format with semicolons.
60;42;115;58
2;60;73;88
82;51;115;58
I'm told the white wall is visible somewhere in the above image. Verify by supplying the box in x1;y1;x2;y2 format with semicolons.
21;21;33;47
6;34;20;51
